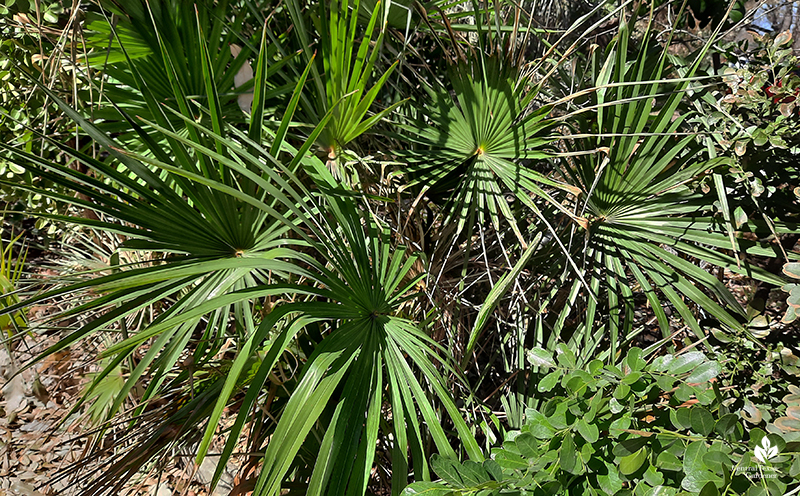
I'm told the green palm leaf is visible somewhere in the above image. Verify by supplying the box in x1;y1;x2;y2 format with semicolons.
399;49;584;244
83;0;295;149
546;14;795;361
286;0;405;173
237;200;482;496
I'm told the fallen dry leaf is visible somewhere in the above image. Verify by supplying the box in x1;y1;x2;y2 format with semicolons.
3;374;28;416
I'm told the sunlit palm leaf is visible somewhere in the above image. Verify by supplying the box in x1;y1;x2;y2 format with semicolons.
399;49;583;243
286;0;405;170
234;199;482;496
548;15;793;361
83;0;295;148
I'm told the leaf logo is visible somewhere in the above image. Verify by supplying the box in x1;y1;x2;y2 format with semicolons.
754;436;779;464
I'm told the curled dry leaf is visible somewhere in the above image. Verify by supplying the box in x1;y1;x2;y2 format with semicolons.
774;30;793;48
31;377;48;404
741;401;763;424
2;374;27;417
773;417;800;432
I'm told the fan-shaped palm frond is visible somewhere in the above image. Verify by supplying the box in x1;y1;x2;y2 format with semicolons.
397;6;585;246
542;15;795;362
212;196;482;496
286;0;406;174
0;14;321;487
82;0;295;145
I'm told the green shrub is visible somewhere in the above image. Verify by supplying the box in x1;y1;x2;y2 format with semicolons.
404;347;800;496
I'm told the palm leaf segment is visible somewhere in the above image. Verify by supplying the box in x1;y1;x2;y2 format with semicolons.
0;81;309;439
400;54;581;240
550;18;792;360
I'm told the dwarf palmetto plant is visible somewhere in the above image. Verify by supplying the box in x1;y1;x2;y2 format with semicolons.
0;6;483;496
395;0;644;239
9;2;800;495
391;6;591;373
83;0;295;145
400;54;581;242
398;16;587;242
214;197;482;496
536;13;796;362
389;2;610;313
286;0;405;176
